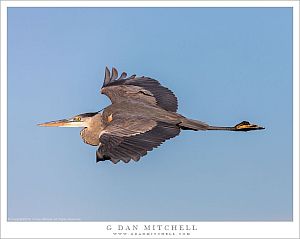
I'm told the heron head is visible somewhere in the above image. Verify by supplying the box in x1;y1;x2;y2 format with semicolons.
234;121;265;131
38;112;99;128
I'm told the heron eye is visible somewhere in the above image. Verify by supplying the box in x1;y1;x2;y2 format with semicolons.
74;117;81;121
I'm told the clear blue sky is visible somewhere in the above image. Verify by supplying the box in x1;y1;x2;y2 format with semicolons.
7;7;292;221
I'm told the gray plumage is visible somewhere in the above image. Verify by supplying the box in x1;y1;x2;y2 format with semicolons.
38;67;265;164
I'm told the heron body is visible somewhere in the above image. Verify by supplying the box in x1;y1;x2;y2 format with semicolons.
39;67;264;164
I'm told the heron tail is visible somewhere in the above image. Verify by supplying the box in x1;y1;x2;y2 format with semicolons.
178;118;209;131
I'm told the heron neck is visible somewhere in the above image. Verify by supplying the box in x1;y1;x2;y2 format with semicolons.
80;113;104;146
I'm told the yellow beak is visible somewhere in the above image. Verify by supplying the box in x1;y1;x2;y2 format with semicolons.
38;119;85;127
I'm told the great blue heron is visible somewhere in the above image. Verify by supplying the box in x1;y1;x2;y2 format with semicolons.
38;67;264;164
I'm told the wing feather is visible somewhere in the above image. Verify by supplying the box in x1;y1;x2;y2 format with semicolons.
103;67;111;86
111;67;118;81
101;68;178;112
96;119;180;163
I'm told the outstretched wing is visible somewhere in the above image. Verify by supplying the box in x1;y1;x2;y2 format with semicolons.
96;117;180;164
101;67;178;112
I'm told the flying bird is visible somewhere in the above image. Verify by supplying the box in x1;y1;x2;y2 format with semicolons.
39;67;264;164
